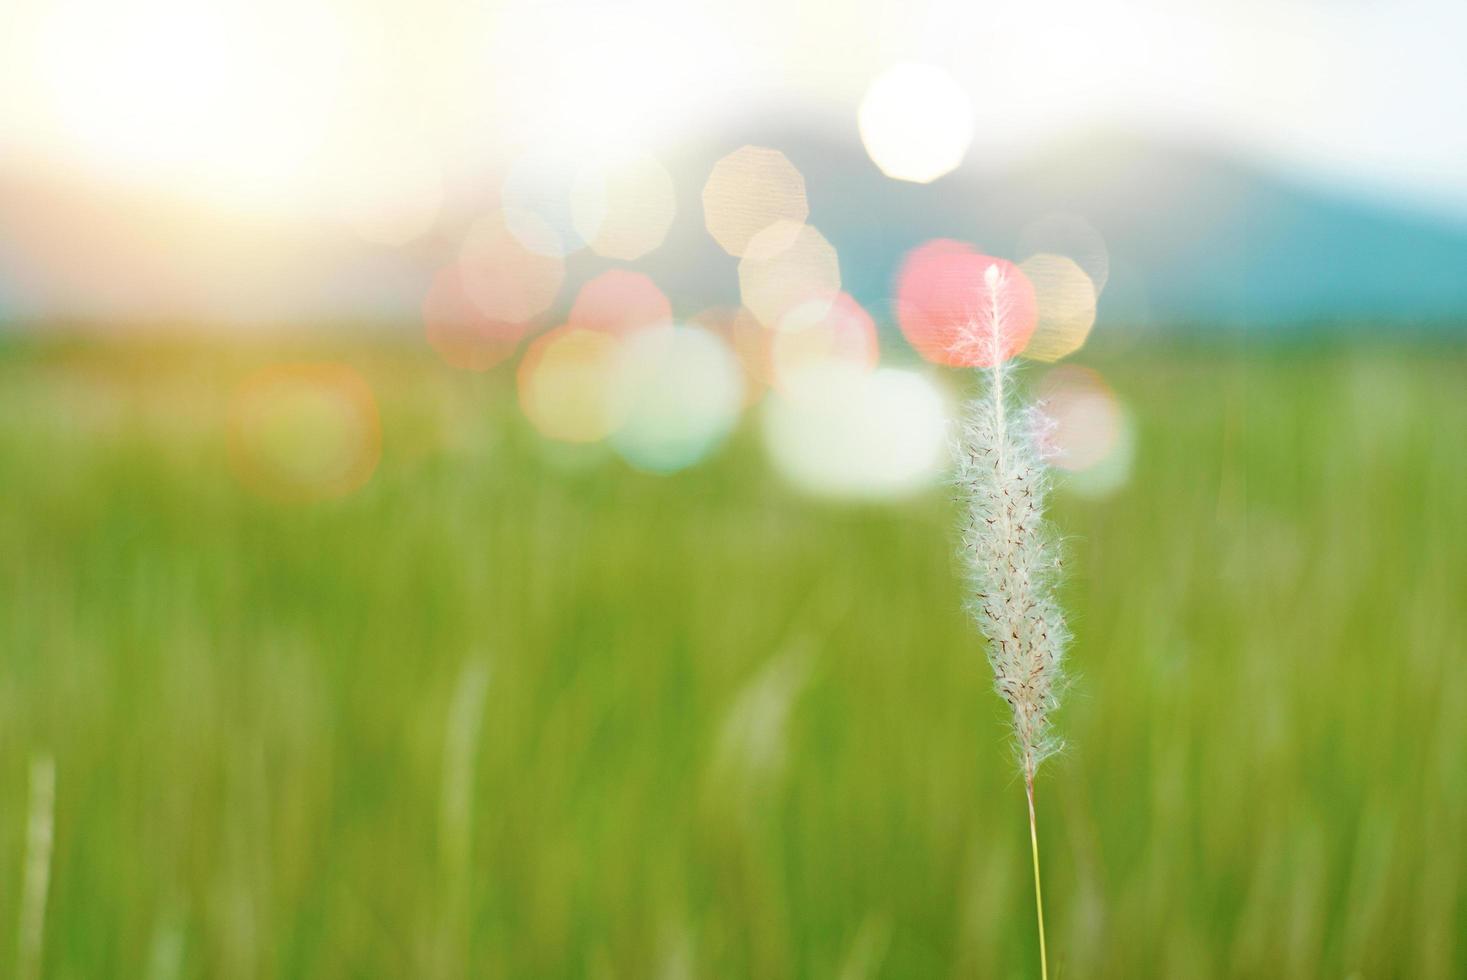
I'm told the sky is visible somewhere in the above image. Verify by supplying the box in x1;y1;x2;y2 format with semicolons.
0;0;1464;322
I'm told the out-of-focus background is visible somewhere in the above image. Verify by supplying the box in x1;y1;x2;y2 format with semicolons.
2;0;1465;976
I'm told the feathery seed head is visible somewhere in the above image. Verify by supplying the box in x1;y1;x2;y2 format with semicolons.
895;241;1037;368
949;252;1070;779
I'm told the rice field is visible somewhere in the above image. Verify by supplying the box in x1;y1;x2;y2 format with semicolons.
1;334;1464;977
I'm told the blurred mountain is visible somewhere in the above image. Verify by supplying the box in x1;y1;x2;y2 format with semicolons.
4;124;1467;331
634;123;1467;331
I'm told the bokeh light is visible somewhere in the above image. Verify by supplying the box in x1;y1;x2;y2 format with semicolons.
335;142;442;247
1018;253;1098;362
607;325;743;473
738;222;841;329
771;292;879;390
570;152;676;260
500;149;588;257
762;364;949;500
422;265;526;371
895;241;1036;367
569;270;673;335
516;326;623;443
691;306;775;405
1016;213;1110;295
858;63;974;184
1035;365;1134;497
228;363;380;502
457;211;565;323
702;147;809;258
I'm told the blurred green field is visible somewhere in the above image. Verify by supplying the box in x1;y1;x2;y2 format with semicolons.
1;336;1464;978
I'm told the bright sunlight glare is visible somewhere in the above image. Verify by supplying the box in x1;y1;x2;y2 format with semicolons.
25;0;344;209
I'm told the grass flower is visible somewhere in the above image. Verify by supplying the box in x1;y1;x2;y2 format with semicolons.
953;261;1071;979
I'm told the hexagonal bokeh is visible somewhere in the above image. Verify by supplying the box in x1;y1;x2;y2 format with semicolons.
702;146;809;258
737;222;840;329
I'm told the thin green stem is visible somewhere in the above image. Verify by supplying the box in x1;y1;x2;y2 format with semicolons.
1025;773;1049;980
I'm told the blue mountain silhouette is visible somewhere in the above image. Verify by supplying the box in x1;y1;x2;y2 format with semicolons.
623;122;1467;330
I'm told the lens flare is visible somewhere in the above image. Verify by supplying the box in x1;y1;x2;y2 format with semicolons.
771;292;879;391
27;0;343;209
501;149;588;257
762;364;948;501
895;240;1036;367
858;63;974;184
422;265;526;371
1016;213;1110;295
702;146;809;258
228;363;380;502
570;152;676;261
607;325;743;473
516;325;623;443
457;211;564;323
1035;365;1134;497
1018;253;1098;362
568;270;672;335
739;222;841;329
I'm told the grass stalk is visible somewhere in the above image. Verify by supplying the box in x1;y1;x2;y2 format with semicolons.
1025;772;1048;980
18;754;56;980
